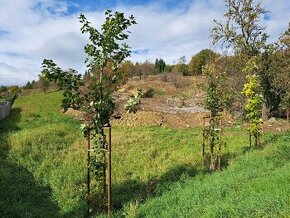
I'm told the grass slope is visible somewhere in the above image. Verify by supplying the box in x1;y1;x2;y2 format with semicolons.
0;91;289;217
136;136;290;217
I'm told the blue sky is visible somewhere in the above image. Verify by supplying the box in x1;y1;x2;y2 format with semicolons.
0;0;289;85
64;0;193;13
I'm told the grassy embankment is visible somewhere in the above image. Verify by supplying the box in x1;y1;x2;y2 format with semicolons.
0;91;289;217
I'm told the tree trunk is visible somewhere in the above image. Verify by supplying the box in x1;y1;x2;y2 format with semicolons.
262;102;269;121
201;129;205;168
210;132;215;171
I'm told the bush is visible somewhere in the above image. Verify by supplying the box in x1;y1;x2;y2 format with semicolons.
142;88;155;98
159;73;168;82
167;72;189;88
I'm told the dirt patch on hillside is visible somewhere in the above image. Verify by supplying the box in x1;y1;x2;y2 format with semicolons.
64;75;235;129
64;108;83;120
64;75;290;131
263;118;290;132
65;107;290;131
112;110;235;129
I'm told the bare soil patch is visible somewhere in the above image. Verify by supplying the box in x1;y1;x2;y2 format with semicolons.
65;75;290;131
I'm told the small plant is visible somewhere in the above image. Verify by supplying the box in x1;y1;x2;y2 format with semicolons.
142;88;155;98
179;93;189;108
242;57;263;147
122;201;139;218
124;89;142;113
155;88;166;96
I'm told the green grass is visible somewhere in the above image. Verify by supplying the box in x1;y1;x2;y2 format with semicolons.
0;91;289;217
154;88;166;96
136;137;290;217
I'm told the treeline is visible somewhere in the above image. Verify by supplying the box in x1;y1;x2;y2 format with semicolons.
21;48;232;89
22;76;50;92
114;49;218;79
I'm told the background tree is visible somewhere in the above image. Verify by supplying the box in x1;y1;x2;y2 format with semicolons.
173;56;189;76
270;23;290;119
211;0;268;58
211;0;276;119
119;60;135;79
134;62;142;79
154;58;166;74
164;64;173;73
83;71;92;84
188;49;218;75
23;81;33;90
135;61;154;79
39;76;50;93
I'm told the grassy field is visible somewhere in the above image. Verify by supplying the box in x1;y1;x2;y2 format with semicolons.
0;91;289;217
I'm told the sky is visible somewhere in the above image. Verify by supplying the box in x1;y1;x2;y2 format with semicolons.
0;0;289;86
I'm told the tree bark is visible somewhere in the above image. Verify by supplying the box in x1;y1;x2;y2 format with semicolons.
262;101;269;121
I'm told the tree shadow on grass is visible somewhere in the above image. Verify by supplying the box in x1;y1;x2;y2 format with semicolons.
106;151;240;215
200;152;238;172
87;164;199;216
109;164;198;211
0;160;62;218
0;107;73;218
0;108;22;159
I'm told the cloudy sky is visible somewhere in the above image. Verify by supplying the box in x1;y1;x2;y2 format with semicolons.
0;0;289;86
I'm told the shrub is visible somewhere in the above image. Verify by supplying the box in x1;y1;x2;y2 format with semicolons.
124;89;142;113
168;72;188;88
142;88;155;98
159;73;168;82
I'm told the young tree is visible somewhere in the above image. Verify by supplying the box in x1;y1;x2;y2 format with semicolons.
42;10;136;214
242;57;262;147
202;61;230;171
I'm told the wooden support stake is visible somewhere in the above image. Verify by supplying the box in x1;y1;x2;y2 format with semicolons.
201;118;205;168
107;125;112;216
87;129;91;212
101;128;107;210
218;119;222;171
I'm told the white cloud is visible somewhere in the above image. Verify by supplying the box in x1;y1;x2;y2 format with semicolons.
0;0;289;86
0;62;35;85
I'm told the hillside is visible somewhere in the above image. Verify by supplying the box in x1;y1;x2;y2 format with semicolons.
0;90;290;217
